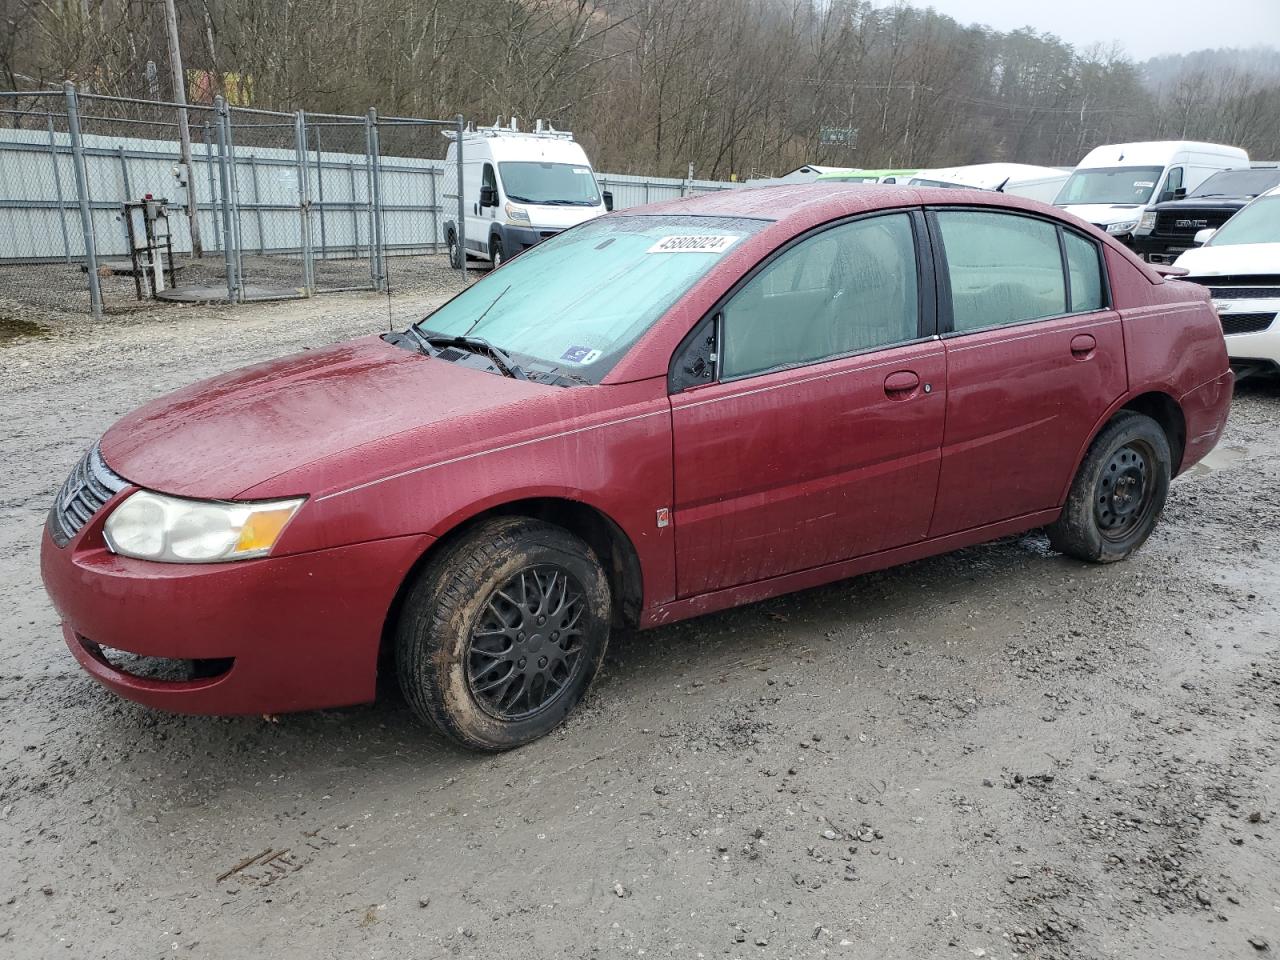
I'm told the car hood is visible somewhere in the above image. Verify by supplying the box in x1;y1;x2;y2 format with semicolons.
523;203;605;230
1173;242;1280;276
99;335;545;500
1057;202;1146;227
1154;197;1249;212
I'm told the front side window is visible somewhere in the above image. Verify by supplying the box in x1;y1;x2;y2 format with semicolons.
499;161;600;206
1207;195;1280;246
936;210;1067;331
482;163;497;193
417;215;766;383
721;213;920;379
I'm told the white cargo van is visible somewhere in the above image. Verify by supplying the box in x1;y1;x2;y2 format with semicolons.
907;163;1070;203
1055;141;1248;244
443;119;611;268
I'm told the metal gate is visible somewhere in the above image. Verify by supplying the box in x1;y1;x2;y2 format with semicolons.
0;84;466;318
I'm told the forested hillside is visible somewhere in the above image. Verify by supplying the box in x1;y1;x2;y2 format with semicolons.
3;0;1278;176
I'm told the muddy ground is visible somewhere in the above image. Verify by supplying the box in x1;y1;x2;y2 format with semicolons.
1;269;1278;959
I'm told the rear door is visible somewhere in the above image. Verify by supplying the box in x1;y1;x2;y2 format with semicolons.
669;210;947;598
927;208;1127;536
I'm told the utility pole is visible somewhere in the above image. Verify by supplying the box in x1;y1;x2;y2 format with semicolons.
164;0;203;257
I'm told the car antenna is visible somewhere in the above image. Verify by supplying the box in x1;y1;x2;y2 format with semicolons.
994;176;1010;193
385;246;394;333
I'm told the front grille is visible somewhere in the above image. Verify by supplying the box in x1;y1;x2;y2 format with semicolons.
1152;208;1235;239
1220;313;1276;336
47;443;128;547
1208;286;1280;300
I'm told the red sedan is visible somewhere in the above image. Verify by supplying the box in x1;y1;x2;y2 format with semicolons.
41;185;1233;750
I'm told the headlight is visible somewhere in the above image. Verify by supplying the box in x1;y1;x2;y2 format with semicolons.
505;202;530;224
1106;220;1139;236
104;490;305;563
1135;211;1157;235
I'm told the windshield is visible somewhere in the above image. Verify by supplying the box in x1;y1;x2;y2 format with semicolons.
416;215;768;382
1208;195;1280;246
1192;169;1280;198
1056;166;1164;205
500;161;601;206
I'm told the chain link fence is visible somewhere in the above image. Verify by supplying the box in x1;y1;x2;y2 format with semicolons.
1;86;743;319
0;85;465;318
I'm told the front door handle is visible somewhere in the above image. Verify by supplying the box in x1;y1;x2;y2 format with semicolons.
884;370;920;398
1070;333;1097;360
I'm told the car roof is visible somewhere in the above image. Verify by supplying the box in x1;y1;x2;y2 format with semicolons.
617;182;1062;227
816;168;918;180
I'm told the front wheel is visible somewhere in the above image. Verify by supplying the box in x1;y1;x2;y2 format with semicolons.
395;517;611;750
490;236;505;269
1048;410;1171;563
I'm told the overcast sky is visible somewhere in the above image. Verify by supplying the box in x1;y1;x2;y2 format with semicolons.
880;0;1280;59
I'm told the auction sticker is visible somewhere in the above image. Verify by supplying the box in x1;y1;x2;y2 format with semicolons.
561;345;602;364
647;235;739;254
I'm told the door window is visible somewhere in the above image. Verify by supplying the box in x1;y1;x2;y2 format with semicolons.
1162;166;1184;202
721;213;920;379
935;210;1067;331
482;163;497;203
1063;230;1105;312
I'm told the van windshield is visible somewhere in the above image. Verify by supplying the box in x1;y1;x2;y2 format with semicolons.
1207;195;1280;246
1056;166;1164;205
416;215;768;383
501;162;601;206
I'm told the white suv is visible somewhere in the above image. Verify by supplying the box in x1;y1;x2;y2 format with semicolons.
1174;186;1280;378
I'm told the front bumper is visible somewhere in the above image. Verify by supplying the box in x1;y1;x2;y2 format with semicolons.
1217;301;1280;368
1130;234;1192;264
501;224;561;254
41;518;431;715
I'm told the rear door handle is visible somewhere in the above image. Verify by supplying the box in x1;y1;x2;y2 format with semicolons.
1070;333;1097;359
884;370;920;398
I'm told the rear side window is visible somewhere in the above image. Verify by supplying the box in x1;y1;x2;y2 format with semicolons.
1063;231;1104;312
721;213;920;379
935;210;1067;331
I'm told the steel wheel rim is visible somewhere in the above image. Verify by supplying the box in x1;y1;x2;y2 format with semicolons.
466;564;587;721
1094;439;1156;542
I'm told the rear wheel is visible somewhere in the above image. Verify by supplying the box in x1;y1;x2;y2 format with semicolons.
1048;411;1171;563
395;517;611;750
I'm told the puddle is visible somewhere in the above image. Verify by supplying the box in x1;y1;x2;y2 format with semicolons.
0;315;49;345
1185;443;1249;477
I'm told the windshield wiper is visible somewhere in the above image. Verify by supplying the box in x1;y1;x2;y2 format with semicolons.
418;329;528;380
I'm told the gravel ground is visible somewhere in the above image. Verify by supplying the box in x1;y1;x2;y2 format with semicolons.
0;285;1277;960
0;251;463;319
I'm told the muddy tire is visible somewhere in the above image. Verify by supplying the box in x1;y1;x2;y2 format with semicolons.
1048;410;1171;564
395;517;611;751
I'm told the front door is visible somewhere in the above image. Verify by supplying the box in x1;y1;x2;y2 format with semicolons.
927;208;1127;536
670;211;947;598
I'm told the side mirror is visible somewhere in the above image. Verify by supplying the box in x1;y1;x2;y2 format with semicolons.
479;184;497;207
1194;227;1217;246
1173;187;1187;200
602;190;614;212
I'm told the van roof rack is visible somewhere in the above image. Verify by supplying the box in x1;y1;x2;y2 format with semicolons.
443;117;574;141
